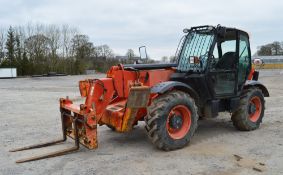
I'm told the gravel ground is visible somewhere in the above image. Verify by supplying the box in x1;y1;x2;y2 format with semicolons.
0;70;282;175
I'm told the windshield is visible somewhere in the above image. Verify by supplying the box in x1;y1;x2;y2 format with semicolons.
177;31;214;72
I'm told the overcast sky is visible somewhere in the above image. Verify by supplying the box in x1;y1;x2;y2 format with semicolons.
0;0;282;59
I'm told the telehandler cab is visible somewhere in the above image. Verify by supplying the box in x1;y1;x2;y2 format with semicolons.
11;25;269;163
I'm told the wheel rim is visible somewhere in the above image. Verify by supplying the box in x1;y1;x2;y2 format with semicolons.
249;96;262;122
166;105;191;139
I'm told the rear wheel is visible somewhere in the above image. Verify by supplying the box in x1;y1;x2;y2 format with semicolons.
232;87;265;131
145;90;198;150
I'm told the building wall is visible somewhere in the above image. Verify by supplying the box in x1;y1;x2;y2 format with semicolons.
253;56;283;64
252;56;283;69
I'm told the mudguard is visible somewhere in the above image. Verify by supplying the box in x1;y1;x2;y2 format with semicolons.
244;80;269;97
151;81;200;105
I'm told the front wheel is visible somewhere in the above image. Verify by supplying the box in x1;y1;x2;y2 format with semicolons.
145;90;198;151
232;87;265;131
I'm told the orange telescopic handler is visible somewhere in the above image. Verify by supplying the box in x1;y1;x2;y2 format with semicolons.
10;25;269;163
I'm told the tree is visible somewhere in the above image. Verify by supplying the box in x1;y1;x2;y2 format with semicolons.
71;34;94;74
15;35;21;60
46;25;61;71
21;51;30;75
71;34;94;59
25;34;50;58
93;46;103;58
257;44;272;56
0;23;119;75
14;34;23;75
61;25;77;58
46;25;60;58
0;28;5;63
94;45;114;59
101;45;114;58
271;41;282;55
5;26;16;66
161;56;168;63
126;49;135;59
25;34;50;74
169;55;176;63
257;41;283;56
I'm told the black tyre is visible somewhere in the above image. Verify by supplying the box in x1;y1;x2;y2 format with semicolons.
232;87;265;131
145;90;198;151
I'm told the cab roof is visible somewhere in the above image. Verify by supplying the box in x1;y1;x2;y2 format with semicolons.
187;25;249;37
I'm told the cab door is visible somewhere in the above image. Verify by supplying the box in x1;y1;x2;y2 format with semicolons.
209;30;238;97
238;33;251;88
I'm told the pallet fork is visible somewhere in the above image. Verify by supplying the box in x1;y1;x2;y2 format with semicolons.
10;112;80;163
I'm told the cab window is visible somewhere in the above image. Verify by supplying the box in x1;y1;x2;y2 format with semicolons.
238;34;251;85
211;31;237;70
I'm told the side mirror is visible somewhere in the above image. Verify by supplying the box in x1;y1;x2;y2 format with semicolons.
139;46;148;60
253;58;263;66
189;56;200;64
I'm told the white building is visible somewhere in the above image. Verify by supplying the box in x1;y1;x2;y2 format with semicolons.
253;56;283;64
0;68;17;78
